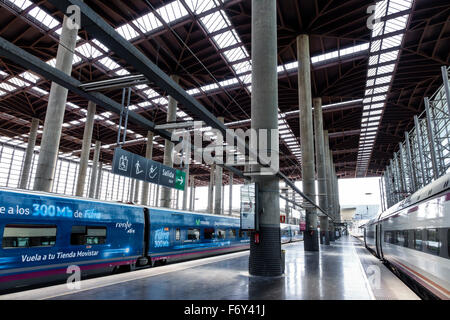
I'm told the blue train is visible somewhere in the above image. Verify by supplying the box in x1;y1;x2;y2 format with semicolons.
0;187;302;292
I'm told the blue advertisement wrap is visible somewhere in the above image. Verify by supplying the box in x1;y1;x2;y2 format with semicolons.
0;190;145;281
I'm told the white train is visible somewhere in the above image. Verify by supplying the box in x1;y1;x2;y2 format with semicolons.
363;173;450;300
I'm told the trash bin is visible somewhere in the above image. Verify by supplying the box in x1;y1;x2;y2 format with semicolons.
281;250;286;274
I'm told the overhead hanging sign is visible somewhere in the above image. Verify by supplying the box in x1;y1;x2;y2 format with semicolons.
240;183;258;231
112;148;186;190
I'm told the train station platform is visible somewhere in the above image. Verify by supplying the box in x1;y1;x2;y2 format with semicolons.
0;236;419;300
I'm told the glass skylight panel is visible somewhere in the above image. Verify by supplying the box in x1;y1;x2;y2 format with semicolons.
239;74;252;85
157;1;188;24
220;78;239;87
200;11;230;33
375;75;392;85
116;23;140;41
98;57;121;71
132;12;162;34
381;34;404;50
370;40;381;53
20;72;39;84
233;61;252;75
200;83;219;92
213;30;239;49
369;55;379;66
46;58;57;68
66;102;80;110
183;0;217;14
31;87;48;95
377;64;395;75
187;88;200;96
115;69;131;76
8;77;26;88
0;83;15;92
374;86;389;94
388;0;413;14
92;39;109;53
379;50;399;63
223;47;247;62
76;43;103;59
28;6;59;30
144;88;159;99
384;16;408;33
153;97;168;105
8;0;33;10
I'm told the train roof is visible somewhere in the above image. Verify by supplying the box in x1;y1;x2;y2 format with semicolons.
373;172;450;224
0;186;142;209
0;186;239;220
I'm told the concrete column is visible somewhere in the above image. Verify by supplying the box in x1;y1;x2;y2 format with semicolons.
160;75;179;208
284;187;289;223
314;98;330;245
182;164;190;210
19;117;39;189
95;162;102;199
129;179;135;202
192;184;196;211
329;151;336;241
214;117;224;215
88;140;101;198
208;164;215;213
33;16;79;192
155;185;160;207
297;34;318;251
189;177;195;211
134;180;140;204
141;131;154;205
324;131;334;242
249;0;282;276
228;173;233;215
75;102;96;196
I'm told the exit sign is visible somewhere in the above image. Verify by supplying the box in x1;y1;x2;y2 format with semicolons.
112;148;186;190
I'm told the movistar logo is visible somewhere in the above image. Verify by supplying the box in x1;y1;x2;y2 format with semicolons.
195;219;201;226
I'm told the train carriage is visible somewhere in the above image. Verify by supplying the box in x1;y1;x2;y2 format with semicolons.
363;173;450;300
147;208;250;264
0;188;145;292
0;187;303;293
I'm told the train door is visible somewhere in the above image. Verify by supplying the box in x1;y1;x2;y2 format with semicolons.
376;224;384;259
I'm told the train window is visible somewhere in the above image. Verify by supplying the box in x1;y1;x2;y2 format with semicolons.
402;230;409;247
448;230;450;257
228;229;236;239
396;231;404;246
414;229;423;251
175;228;180;241
187;228;200;241
217;229;226;239
204;228;215;240
2;224;56;248
384;231;393;244
71;226;106;245
426;229;440;256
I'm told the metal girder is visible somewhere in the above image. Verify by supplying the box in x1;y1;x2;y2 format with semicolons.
0;35;245;180
5;0;324;214
48;0;229;135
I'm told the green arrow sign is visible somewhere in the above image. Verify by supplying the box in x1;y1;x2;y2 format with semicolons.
175;170;186;190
